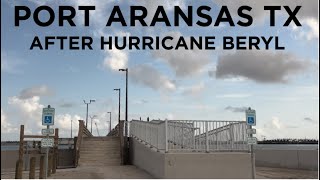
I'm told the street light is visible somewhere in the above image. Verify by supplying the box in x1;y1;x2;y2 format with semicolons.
89;115;97;134
119;68;128;137
83;99;95;128
107;112;112;134
113;88;121;136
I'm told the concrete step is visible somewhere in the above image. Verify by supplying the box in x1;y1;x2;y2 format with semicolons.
79;157;121;162
82;137;120;141
82;138;120;142
81;140;119;143
80;159;120;163
80;151;120;155
80;144;120;148
79;162;121;166
81;141;120;144
80;148;120;151
80;153;120;158
80;156;120;160
79;159;120;163
80;146;120;150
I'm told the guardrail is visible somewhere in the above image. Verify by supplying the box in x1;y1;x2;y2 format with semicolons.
75;120;93;167
129;120;249;153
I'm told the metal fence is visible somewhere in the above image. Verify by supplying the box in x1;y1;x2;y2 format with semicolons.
129;120;249;153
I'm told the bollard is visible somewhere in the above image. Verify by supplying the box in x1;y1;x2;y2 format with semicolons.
39;156;44;179
47;155;52;177
29;157;36;179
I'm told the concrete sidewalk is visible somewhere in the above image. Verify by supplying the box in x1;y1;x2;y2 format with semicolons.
1;165;153;179
256;166;318;179
2;166;318;179
50;165;153;179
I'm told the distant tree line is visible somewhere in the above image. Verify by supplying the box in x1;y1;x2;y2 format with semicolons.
258;138;318;144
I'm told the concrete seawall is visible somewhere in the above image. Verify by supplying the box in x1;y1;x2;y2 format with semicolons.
129;138;253;178
254;149;318;170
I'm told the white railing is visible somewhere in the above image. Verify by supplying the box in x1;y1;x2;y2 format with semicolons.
129;120;166;151
129;120;249;153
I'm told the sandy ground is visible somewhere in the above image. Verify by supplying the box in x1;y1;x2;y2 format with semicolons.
1;166;318;179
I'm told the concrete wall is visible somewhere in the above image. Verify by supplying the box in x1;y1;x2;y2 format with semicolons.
129;138;254;179
254;149;318;170
164;153;253;179
129;138;165;178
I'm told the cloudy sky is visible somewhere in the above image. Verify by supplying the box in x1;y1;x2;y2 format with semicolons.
1;0;319;141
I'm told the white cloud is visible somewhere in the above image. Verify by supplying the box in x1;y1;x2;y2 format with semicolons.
215;50;310;83
216;94;252;98
131;64;176;92
271;117;281;129
103;48;128;71
153;32;212;77
182;82;205;96
213;0;318;25
8;96;44;124
292;18;319;41
19;85;54;99
1;109;18;133
1;51;23;74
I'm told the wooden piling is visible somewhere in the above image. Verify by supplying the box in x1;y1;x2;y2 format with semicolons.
47;155;52;177
15;159;23;179
39;156;44;179
15;125;25;179
29;157;36;179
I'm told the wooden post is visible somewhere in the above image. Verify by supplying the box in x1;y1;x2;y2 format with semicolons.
39;156;44;179
15;159;23;179
52;128;59;174
29;157;36;179
47;155;52;177
15;125;25;179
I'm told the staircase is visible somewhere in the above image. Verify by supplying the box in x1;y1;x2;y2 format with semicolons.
78;137;121;166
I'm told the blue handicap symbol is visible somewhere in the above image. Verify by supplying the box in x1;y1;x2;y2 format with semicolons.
44;116;52;123
247;117;255;124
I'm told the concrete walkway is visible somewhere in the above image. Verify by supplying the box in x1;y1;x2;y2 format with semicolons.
49;165;153;179
256;166;318;179
2;166;318;179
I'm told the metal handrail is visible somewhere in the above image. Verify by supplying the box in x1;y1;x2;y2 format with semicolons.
129;120;249;153
74;120;93;167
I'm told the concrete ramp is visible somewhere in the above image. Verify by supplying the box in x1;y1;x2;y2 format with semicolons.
79;137;121;166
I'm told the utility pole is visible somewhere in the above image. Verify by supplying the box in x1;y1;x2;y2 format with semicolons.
113;88;121;135
89;115;97;134
83;99;95;128
71;119;72;138
119;68;128;137
95;122;100;136
107;112;112;134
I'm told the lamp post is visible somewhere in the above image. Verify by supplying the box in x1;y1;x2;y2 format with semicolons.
113;88;121;135
107;112;112;134
119;68;128;137
83;99;95;128
89;115;97;134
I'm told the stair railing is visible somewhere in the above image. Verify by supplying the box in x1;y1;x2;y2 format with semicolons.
75;120;93;167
